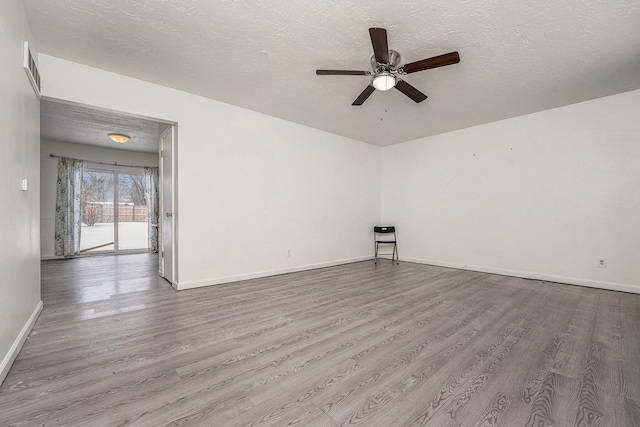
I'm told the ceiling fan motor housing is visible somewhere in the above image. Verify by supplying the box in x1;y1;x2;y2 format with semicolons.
371;49;401;73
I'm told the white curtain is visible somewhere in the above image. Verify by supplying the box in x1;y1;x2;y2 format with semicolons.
54;157;84;256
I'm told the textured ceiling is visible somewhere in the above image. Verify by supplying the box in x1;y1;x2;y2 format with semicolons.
23;0;640;146
41;100;161;153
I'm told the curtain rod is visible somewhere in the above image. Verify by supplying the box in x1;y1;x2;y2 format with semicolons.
49;154;155;170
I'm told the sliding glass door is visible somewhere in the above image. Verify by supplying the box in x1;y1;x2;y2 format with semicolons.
80;166;149;254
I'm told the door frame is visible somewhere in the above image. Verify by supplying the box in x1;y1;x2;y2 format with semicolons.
38;97;178;276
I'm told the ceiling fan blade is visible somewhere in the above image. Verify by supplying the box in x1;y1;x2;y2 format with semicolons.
369;28;389;64
316;70;370;76
395;80;428;103
352;85;376;106
401;51;460;74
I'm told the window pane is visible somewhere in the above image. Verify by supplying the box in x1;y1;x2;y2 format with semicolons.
117;173;149;250
80;170;115;252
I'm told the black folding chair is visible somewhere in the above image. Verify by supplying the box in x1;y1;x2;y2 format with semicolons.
374;226;399;265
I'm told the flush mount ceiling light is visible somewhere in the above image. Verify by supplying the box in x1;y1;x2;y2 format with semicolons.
372;72;396;91
108;133;130;143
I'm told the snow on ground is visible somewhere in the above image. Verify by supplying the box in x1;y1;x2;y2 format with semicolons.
80;222;148;252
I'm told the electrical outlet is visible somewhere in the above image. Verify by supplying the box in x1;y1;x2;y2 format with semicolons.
597;258;607;268
287;249;291;257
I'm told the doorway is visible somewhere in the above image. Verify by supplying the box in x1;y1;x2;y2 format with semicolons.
40;99;177;285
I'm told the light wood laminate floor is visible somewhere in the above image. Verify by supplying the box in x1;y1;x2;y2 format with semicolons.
1;254;639;426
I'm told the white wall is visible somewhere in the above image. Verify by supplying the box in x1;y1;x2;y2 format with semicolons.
38;55;381;288
40;139;159;258
0;0;42;385
381;89;640;293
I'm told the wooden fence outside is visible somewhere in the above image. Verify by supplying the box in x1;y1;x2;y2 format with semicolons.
83;203;148;225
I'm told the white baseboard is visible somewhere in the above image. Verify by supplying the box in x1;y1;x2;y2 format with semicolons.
0;300;43;386
402;257;640;294
174;256;372;290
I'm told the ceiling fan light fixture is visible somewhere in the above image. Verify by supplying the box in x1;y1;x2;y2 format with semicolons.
108;133;130;143
372;73;396;91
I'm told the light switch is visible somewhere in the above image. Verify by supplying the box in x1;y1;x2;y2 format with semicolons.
21;179;28;192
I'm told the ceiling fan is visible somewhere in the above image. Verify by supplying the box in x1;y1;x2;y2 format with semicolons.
316;27;460;105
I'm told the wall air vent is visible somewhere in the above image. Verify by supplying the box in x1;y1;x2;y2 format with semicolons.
23;41;41;98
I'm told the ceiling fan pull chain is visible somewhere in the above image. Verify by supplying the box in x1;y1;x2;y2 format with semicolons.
381;103;388;122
